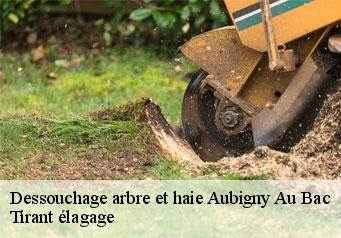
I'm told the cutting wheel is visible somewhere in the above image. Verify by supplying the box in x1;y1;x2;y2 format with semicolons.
181;70;254;162
181;58;339;162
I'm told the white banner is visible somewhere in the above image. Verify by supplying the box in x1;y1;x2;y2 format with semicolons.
0;181;340;237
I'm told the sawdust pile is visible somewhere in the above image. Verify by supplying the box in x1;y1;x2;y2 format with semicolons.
213;82;341;179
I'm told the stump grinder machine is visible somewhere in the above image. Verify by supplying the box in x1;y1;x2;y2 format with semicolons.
181;0;341;161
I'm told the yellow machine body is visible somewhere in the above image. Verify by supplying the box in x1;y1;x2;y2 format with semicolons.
181;0;341;110
224;0;341;52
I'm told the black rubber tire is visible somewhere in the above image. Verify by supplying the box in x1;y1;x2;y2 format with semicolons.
181;70;253;161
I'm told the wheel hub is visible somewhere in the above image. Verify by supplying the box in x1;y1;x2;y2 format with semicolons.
221;111;239;128
213;95;250;137
181;71;254;161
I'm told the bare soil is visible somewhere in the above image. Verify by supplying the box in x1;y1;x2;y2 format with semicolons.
21;150;153;180
2;137;156;180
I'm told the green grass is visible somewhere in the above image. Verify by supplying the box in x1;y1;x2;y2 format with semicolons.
0;46;196;179
200;165;267;180
1;116;139;145
0;116;137;168
151;157;184;180
0;113;263;180
0;112;187;179
0;46;195;124
0;45;258;180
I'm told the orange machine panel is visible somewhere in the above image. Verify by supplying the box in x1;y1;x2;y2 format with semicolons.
224;0;341;52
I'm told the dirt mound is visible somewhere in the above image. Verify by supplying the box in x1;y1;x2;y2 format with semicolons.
210;82;341;179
